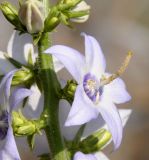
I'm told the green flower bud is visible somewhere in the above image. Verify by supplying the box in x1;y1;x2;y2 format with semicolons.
79;129;111;153
0;2;25;31
70;1;90;23
12;67;34;86
44;17;60;32
62;80;77;103
18;0;45;34
12;111;46;137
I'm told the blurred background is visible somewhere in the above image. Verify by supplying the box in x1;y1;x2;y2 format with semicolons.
0;0;149;159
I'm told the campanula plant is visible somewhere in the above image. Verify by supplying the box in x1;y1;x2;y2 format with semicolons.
0;0;132;159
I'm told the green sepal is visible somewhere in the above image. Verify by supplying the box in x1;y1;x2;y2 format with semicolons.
72;124;86;146
27;134;36;150
60;13;72;27
66;10;89;19
27;50;34;67
4;53;25;68
0;75;4;82
33;32;42;46
58;0;82;11
38;153;50;160
79;129;111;153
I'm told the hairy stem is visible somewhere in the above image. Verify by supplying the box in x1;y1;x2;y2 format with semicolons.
38;32;69;160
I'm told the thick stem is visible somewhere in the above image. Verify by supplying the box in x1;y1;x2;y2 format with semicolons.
38;33;69;160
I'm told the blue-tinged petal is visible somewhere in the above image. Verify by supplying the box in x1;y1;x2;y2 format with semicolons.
9;88;32;111
97;101;122;150
65;85;99;126
73;151;97;160
0;52;15;74
103;76;131;104
59;99;81;140
53;57;64;72
23;84;44;118
81;33;106;79
7;31;32;65
94;152;109;160
0;126;20;160
44;45;85;83
0;70;17;105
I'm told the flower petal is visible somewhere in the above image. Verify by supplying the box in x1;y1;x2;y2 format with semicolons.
53;56;64;72
81;33;106;79
103;76;131;104
65;85;98;126
59;99;81;140
44;45;85;83
9;88;32;111
94;152;109;160
7;31;32;65
23;84;44;118
73;151;96;160
0;126;21;160
24;43;36;64
0;52;15;74
0;70;17;105
97;101;122;150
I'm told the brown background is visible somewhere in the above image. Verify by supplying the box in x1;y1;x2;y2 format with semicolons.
0;0;149;159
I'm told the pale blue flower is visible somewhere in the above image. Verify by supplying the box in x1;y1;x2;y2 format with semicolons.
45;33;131;149
0;71;32;160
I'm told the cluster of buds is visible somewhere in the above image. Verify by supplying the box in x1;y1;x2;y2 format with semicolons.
0;0;90;35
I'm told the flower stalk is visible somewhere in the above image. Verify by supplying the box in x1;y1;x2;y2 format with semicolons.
37;1;69;159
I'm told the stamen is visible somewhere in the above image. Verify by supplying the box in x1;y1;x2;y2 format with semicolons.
100;51;133;86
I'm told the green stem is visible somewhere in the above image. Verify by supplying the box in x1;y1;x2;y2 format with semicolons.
38;33;69;160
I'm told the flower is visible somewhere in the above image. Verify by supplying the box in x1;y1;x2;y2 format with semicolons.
45;33;131;149
0;71;32;160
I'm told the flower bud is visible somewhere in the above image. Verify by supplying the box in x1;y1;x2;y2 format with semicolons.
62;80;77;103
79;129;111;153
12;111;46;137
0;2;25;31
44;17;60;32
12;111;36;136
70;1;90;23
18;0;45;34
12;67;34;86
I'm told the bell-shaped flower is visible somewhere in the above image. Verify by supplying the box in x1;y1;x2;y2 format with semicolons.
45;33;131;149
0;71;32;160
